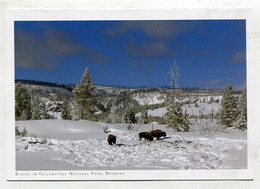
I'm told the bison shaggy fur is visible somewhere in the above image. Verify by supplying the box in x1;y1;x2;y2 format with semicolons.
150;129;167;140
139;132;153;141
107;134;116;145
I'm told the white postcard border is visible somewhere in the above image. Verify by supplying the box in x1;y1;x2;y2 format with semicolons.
6;8;254;180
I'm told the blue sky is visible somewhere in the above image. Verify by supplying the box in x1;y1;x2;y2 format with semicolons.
15;20;246;89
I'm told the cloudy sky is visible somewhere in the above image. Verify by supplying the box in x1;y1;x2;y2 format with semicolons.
15;20;246;89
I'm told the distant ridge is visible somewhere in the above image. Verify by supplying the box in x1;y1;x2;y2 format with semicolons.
15;79;238;93
15;79;74;92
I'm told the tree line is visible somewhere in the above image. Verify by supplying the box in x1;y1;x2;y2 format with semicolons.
15;63;247;132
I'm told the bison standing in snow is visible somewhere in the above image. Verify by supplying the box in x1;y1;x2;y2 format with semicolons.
150;129;166;140
139;132;153;141
107;134;116;145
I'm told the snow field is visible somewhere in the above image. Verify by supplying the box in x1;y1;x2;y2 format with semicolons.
16;128;246;170
139;102;221;118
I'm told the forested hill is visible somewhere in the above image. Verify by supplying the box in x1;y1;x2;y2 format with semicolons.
15;79;230;93
15;79;74;92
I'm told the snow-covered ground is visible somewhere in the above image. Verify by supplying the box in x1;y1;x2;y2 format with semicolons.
16;120;247;170
133;92;165;105
183;102;220;117
137;102;220;118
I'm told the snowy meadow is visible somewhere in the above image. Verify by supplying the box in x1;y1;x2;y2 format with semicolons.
16;119;247;170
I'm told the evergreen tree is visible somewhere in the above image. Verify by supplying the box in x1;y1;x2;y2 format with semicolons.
234;111;247;131
219;85;237;127
182;109;190;132
165;99;183;132
234;85;247;130
15;82;31;120
124;108;136;124
238;84;247;118
32;96;41;120
139;109;149;124
61;98;72;120
165;59;190;132
73;67;96;120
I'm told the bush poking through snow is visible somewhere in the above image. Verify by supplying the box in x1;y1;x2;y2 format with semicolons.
21;127;28;137
15;126;21;136
15;126;28;137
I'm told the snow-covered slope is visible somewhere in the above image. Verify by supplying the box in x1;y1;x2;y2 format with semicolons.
136;102;221;118
16;120;247;170
133;92;165;105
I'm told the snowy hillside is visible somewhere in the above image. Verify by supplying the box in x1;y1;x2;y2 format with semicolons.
133;92;165;105
16;120;247;170
22;84;72;97
16;81;226;120
95;85;137;95
136;102;221;118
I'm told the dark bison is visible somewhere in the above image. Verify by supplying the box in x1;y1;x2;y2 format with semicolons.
139;132;153;141
150;129;166;140
107;134;116;145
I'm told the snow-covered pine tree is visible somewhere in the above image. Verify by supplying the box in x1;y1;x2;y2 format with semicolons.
61;98;72;120
165;59;190;132
139;109;149;124
234;110;247;131
182;109;190;132
15;82;31;120
234;85;247;130
219;85;237;127
124;107;136;130
124;107;136;124
238;84;247;118
32;96;41;120
73;67;96;120
165;98;183;132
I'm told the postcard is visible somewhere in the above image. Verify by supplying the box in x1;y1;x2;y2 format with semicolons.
6;9;254;180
